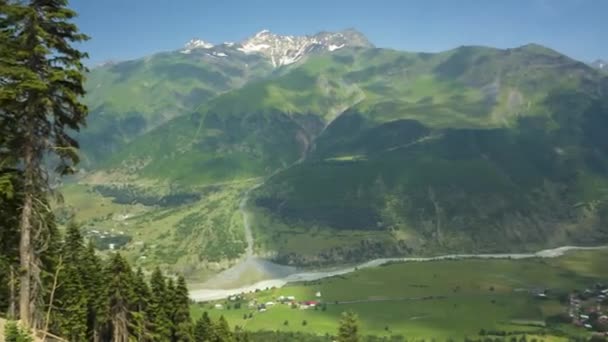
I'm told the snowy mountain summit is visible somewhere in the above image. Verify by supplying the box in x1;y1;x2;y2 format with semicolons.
182;38;214;53
181;29;373;67
237;29;373;67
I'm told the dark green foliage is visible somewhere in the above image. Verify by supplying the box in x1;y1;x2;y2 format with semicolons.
194;311;215;342
338;311;360;342
0;169;20;316
215;315;233;342
54;223;88;341
92;184;201;207
148;267;172;341
106;253;134;341
3;321;32;342
0;0;89;327
81;242;108;340
166;276;193;341
37;223;197;341
131;267;152;341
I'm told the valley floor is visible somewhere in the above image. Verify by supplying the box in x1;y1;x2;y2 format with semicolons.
191;248;608;340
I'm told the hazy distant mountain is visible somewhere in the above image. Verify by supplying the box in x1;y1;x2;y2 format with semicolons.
591;59;608;71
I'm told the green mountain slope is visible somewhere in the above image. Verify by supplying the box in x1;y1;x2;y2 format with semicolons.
79;47;274;164
80;43;608;272
247;47;608;265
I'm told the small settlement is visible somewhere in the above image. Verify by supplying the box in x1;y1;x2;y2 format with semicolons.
568;283;608;335
220;292;325;313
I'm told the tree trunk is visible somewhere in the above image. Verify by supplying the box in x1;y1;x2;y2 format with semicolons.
43;256;62;338
113;310;129;342
9;265;16;319
19;143;34;327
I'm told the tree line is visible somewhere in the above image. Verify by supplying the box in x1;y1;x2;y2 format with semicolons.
0;222;193;341
0;223;363;342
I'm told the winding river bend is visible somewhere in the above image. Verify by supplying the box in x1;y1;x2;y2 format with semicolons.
190;245;608;302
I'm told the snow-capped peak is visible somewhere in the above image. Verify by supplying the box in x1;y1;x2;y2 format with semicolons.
236;29;372;67
255;29;271;37
184;38;213;50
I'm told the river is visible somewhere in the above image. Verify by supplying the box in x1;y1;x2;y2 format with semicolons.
189;245;608;302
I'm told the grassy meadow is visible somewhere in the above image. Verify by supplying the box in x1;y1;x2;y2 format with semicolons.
56;179;256;281
192;248;608;340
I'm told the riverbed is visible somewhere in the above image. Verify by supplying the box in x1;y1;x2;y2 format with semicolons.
189;245;608;302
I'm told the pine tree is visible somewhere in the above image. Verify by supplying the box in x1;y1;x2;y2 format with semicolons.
337;311;360;342
81;241;108;342
0;168;20;317
194;311;214;342
3;320;33;342
53;223;87;341
131;267;152;342
148;267;171;341
0;0;88;327
106;253;134;342
165;277;181;341
172;276;193;341
214;315;233;342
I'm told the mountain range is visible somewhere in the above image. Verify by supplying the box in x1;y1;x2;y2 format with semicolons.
592;59;608;71
69;29;608;276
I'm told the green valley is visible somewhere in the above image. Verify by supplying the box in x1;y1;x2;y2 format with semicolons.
3;1;608;340
67;36;608;279
193;248;608;340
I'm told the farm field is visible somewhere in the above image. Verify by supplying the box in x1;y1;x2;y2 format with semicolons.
192;248;608;340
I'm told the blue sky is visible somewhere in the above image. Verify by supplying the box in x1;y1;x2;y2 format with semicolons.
71;0;607;65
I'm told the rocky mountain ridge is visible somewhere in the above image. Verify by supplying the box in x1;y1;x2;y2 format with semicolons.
180;28;373;67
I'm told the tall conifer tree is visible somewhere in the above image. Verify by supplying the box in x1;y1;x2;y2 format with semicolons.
81;241;108;341
54;223;87;341
106;253;134;342
337;311;360;342
131;267;152;342
173;276;192;341
148;267;171;341
194;311;214;342
0;0;88;327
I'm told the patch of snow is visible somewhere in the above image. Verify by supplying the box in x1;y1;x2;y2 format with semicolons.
328;44;345;51
279;55;298;66
255;29;270;37
184;38;214;50
231;29;370;68
239;43;271;53
223;42;235;47
215;52;227;57
180;49;191;54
